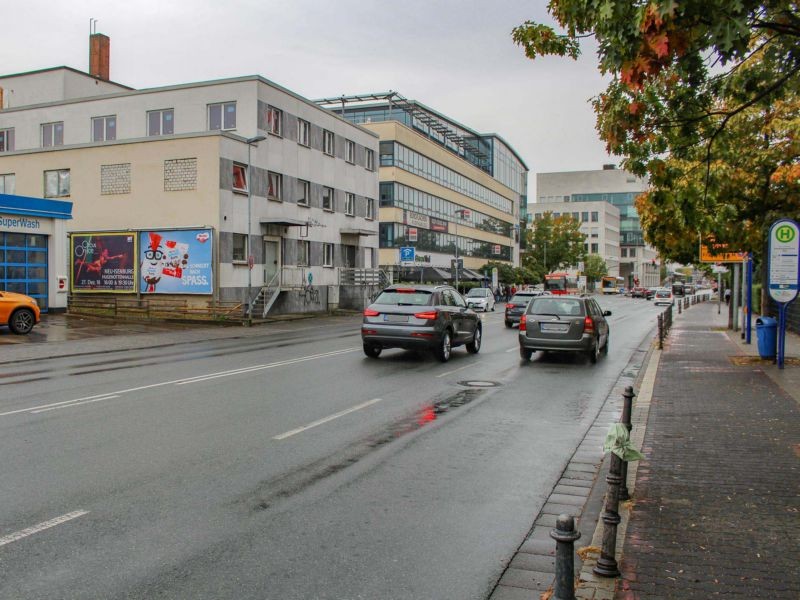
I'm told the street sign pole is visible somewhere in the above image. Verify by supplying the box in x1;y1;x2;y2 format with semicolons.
732;263;740;331
718;271;722;314
745;255;753;344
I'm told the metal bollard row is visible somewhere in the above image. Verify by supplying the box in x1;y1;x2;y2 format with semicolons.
619;386;635;501
551;514;581;600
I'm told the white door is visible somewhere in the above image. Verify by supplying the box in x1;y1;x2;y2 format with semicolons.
263;237;280;284
364;248;373;269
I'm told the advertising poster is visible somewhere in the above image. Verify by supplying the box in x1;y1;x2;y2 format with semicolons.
71;233;136;292
139;229;213;294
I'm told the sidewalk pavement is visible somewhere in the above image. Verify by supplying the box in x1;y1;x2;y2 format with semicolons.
577;301;800;599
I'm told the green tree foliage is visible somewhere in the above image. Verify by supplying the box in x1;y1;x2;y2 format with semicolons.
583;254;609;285
523;212;587;276
513;1;800;261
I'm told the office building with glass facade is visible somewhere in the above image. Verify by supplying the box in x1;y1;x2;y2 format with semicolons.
316;93;528;281
536;167;659;287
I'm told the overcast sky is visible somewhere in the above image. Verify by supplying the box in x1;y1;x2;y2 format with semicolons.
2;0;613;197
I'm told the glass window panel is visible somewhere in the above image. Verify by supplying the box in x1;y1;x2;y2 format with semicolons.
148;111;161;136
6;282;25;294
42;124;53;147
162;110;174;134
7;265;25;278
209;104;222;130
6;233;25;247
27;266;47;280
27;282;47;296
106;117;116;140
224;103;236;129
27;235;46;249
93;118;105;141
54;123;64;145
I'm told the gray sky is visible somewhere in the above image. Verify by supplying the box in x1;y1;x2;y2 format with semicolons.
2;0;613;196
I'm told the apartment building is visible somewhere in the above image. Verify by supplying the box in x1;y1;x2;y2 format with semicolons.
0;48;379;315
317;93;527;283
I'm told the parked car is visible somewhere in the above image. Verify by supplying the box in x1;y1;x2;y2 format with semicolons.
654;289;674;305
361;284;481;362
464;287;495;312
504;291;543;328
518;296;611;363
0;291;41;334
630;287;647;298
645;288;657;300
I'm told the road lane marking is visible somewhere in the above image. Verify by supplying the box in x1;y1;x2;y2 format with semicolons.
0;510;89;548
435;364;472;378
505;347;518;353
1;347;359;419
175;348;358;385
31;395;120;414
273;398;383;440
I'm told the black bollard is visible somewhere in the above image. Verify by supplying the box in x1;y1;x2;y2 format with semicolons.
678;300;682;314
619;386;635;501
657;313;663;349
550;514;581;600
593;454;623;578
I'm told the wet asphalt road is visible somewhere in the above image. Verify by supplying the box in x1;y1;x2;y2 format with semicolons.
0;295;661;599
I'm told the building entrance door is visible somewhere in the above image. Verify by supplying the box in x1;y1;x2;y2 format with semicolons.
263;237;280;285
343;244;357;268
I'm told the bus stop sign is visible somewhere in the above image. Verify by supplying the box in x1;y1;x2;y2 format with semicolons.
768;219;799;304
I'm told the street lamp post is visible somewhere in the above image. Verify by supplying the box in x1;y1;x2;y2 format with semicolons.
245;135;267;323
453;209;469;292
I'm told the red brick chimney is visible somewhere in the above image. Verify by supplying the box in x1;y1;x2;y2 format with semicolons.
90;33;110;80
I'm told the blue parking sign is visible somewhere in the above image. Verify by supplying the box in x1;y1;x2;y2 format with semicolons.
400;247;415;263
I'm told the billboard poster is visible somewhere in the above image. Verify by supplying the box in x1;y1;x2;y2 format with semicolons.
139;229;213;294
71;232;136;292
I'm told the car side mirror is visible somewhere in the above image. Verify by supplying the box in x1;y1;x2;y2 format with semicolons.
603;310;612;316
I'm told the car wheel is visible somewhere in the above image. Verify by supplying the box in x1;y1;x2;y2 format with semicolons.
587;340;599;364
435;330;452;362
363;343;382;358
519;347;533;361
601;334;609;355
9;308;35;335
505;320;513;328
466;325;482;354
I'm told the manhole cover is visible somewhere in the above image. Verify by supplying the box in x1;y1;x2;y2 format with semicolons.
458;380;500;388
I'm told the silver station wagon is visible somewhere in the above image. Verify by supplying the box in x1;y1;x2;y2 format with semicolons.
361;285;482;362
518;296;611;363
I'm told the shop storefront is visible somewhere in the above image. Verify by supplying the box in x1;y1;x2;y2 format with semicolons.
0;194;72;312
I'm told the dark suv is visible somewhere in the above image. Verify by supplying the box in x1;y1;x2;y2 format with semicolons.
361;285;481;362
505;291;546;328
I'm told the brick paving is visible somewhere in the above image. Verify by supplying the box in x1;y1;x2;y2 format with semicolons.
615;304;800;598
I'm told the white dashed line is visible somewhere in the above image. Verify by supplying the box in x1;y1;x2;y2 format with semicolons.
273;398;383;440
0;510;89;548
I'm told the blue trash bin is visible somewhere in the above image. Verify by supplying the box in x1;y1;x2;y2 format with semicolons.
756;316;777;359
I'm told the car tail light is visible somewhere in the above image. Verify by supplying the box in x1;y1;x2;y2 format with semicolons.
395;288;416;293
363;308;380;317
519;314;527;332
414;310;438;320
506;304;515;311
583;316;594;333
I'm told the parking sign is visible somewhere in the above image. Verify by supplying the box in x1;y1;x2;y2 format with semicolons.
399;247;415;263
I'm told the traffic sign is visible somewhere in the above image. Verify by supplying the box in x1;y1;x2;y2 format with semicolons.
407;227;418;242
768;219;799;304
399;246;415;263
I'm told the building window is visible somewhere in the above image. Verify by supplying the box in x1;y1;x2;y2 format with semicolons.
323;243;334;267
148;109;174;136
621;248;628;258
267;107;282;136
322;186;333;211
233;163;248;193
591;243;599;254
0;128;14;152
232;233;248;262
590;227;599;238
581;211;589;222
44;169;70;198
0;173;15;194
345;192;355;216
323;129;334;156
92;115;116;141
366;197;375;220
629;247;636;258
208;102;236;131
268;172;282;201
297;119;310;146
41;122;64;147
591;211;599;222
366;148;375;171
297;240;310;266
297;179;310;206
345;139;355;163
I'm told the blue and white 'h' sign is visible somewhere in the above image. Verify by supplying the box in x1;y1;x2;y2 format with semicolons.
399;246;415;263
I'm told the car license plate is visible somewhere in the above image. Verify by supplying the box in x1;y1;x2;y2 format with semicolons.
384;314;408;322
541;323;568;332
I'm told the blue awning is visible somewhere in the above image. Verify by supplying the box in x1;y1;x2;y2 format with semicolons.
0;193;73;219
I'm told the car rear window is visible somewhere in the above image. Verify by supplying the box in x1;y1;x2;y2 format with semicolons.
374;290;433;306
466;288;489;297
656;291;670;297
528;298;585;316
510;294;536;304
